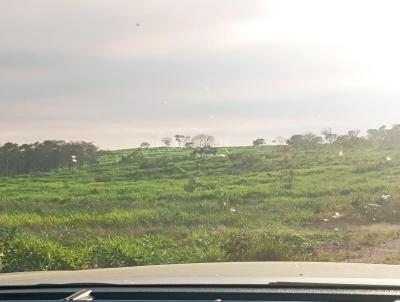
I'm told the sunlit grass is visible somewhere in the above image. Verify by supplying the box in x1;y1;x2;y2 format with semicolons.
1;146;400;271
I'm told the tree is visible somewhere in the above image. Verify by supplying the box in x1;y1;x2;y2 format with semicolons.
191;134;217;156
321;128;338;144
286;133;322;148
174;135;185;147
367;126;387;147
273;136;287;146
0;140;98;176
252;138;266;147
365;125;400;148
382;124;400;148
161;137;172;147
347;129;360;138
191;134;216;148
140;142;150;149
335;130;370;148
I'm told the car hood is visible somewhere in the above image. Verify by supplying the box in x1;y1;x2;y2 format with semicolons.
2;262;400;287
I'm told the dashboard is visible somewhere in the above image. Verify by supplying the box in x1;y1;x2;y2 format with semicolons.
1;286;400;302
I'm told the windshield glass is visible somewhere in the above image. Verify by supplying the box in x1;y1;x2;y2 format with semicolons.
1;0;400;274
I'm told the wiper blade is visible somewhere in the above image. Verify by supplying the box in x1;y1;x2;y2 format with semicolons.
64;289;93;301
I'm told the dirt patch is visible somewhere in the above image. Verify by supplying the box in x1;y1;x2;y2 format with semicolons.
315;223;400;264
345;237;400;264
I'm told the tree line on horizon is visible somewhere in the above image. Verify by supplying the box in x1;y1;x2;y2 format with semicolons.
0;141;98;176
1;125;400;176
252;124;400;149
140;124;400;150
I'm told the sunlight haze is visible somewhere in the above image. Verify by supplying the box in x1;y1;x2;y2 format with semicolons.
1;0;400;148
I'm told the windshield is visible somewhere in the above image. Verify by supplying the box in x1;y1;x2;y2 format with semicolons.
1;0;400;274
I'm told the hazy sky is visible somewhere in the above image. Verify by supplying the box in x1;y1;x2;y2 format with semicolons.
2;0;400;149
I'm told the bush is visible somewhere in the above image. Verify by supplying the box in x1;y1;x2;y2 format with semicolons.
85;239;139;268
219;231;302;262
1;237;80;272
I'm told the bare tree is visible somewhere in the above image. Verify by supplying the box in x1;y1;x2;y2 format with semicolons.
191;134;216;148
161;137;172;147
275;136;287;145
272;136;287;145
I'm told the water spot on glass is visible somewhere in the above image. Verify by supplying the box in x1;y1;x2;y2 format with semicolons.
332;212;343;219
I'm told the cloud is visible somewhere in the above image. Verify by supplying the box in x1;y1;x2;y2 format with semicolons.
1;0;400;148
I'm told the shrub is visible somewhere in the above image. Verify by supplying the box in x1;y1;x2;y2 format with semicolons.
1;237;80;272
219;231;301;262
85;240;139;268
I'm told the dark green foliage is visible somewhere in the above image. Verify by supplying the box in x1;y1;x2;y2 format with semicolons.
367;124;400;148
0;141;98;176
334;130;371;149
192;147;218;156
286;133;322;148
252;138;266;147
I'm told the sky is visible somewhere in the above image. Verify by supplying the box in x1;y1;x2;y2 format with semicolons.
2;0;400;149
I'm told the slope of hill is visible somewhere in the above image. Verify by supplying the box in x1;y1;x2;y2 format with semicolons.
1;146;400;272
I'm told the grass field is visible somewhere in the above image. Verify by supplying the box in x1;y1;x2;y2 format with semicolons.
1;145;400;272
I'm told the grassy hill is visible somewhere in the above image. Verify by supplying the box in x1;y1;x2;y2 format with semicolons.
1;145;400;272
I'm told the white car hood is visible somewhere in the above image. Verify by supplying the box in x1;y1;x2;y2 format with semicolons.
1;262;400;287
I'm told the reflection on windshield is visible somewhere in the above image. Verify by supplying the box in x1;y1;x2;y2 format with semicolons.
1;0;400;273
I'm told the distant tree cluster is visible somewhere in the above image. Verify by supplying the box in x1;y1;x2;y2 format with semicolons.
282;125;400;149
0;140;98;176
285;129;369;149
286;133;323;148
367;125;400;148
140;134;216;154
174;135;191;147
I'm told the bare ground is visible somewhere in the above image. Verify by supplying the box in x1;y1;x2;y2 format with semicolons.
315;223;400;264
345;236;400;264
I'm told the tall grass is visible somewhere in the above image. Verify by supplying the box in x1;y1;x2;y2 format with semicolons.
1;146;400;271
